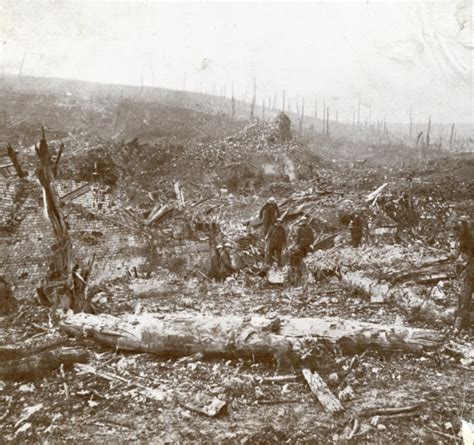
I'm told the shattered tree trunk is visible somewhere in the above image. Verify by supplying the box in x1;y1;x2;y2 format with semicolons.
60;312;447;359
52;143;64;177
7;144;27;178
35;128;93;313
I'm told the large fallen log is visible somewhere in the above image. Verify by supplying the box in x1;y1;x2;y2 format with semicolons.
342;271;456;325
61;313;294;362
60;312;447;360
0;347;88;381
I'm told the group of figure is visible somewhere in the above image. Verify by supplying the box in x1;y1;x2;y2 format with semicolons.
260;197;315;283
208;196;367;283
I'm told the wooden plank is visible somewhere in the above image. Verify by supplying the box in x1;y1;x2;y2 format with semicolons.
365;182;388;203
60;183;92;203
0;164;17;177
302;368;343;414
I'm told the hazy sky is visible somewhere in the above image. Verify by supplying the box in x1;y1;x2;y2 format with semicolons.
0;1;472;123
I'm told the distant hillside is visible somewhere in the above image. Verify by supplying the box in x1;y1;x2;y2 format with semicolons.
0;74;249;145
0;74;256;121
0;74;471;144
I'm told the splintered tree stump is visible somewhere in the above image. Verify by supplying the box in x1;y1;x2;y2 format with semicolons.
7;144;27;178
0;347;88;381
0;277;16;315
60;313;447;359
35;129;93;313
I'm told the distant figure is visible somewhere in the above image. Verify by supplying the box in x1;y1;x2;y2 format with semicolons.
259;197;280;237
220;242;236;279
455;226;473;332
295;216;315;256
458;216;472;256
288;216;314;285
266;218;287;266
288;246;307;285
208;244;224;280
349;212;364;247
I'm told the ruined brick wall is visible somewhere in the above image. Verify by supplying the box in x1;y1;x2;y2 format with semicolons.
0;177;145;299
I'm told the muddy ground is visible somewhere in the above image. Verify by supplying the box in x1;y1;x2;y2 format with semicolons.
0;85;473;444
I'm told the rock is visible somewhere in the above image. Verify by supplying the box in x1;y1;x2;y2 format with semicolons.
377;424;387;431
430;283;446;302
370;294;385;304
338;385;354;401
370;416;380;426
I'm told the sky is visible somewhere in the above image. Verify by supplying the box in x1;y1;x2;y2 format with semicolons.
0;0;472;123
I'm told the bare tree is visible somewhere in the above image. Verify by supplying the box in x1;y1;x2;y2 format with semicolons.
326;107;330;136
250;78;256;119
426;115;431;149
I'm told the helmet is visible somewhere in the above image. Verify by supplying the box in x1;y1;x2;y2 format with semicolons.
216;244;223;249
224;242;232;248
460;215;470;222
268;197;276;203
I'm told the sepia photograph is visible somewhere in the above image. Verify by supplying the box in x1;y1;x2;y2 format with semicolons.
0;0;473;443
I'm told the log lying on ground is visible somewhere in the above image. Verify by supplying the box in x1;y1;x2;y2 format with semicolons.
0;336;70;361
60;312;447;359
61;313;293;361
343;271;455;325
0;347;88;381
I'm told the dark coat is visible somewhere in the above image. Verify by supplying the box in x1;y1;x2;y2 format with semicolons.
260;203;280;233
268;224;287;249
208;249;223;279
219;249;235;276
296;224;315;251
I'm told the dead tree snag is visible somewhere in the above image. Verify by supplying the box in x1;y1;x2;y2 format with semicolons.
7;144;27;178
35;128;93;313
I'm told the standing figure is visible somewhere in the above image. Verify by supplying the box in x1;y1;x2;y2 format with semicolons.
220;242;236;279
295;216;315;256
349;212;364;247
266;218;287;266
458;217;472;256
259;197;280;237
208;244;224;280
288;216;315;284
